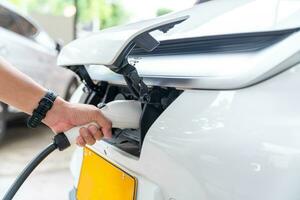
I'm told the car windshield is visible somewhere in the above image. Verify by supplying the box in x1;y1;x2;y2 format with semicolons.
0;5;37;39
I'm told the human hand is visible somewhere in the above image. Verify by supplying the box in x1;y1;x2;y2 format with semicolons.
43;97;112;147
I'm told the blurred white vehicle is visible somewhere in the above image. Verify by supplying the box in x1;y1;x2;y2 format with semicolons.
59;0;300;200
0;2;78;141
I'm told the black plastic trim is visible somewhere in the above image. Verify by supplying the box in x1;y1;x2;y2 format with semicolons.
111;17;189;68
130;27;300;56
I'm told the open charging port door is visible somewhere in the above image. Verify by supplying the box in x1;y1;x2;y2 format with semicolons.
57;14;189;101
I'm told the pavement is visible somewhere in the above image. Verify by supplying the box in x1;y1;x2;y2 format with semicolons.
0;124;75;200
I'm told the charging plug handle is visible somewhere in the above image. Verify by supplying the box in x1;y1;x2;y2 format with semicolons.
53;132;71;151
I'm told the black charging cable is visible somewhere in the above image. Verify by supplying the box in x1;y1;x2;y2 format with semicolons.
2;133;71;200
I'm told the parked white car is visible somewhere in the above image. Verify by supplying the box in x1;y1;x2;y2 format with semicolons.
59;0;300;199
0;2;78;141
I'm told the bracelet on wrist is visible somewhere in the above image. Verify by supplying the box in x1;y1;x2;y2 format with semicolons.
27;91;57;128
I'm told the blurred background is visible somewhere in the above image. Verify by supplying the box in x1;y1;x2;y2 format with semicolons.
7;0;197;42
0;0;198;199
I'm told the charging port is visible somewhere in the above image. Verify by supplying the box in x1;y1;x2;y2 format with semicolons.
83;83;181;157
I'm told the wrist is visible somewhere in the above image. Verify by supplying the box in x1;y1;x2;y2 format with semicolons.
43;97;69;126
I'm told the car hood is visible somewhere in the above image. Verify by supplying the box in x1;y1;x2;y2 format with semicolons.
156;0;300;40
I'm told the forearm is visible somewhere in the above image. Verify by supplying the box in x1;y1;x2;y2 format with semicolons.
0;57;112;144
0;57;47;114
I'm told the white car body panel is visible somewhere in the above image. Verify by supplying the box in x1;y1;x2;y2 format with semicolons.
159;0;300;39
66;0;300;199
70;63;300;200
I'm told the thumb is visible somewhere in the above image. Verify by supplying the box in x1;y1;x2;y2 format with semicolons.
94;110;112;139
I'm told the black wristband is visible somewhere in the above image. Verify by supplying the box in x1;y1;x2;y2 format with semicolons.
27;91;57;128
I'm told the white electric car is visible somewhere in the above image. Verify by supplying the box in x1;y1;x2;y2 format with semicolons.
58;0;300;199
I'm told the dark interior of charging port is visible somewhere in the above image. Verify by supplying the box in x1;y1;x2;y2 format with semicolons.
81;82;182;157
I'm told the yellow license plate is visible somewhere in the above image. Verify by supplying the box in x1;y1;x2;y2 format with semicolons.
77;147;137;200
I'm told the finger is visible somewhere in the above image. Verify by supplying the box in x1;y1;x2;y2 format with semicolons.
76;136;86;147
88;125;103;141
94;111;112;139
79;127;96;145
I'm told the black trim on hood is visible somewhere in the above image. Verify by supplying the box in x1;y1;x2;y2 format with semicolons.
130;27;300;56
